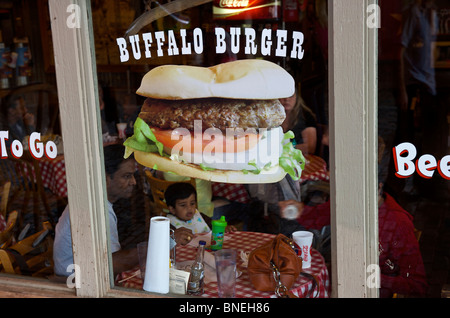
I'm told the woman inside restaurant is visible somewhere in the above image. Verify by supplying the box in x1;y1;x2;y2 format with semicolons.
280;89;318;156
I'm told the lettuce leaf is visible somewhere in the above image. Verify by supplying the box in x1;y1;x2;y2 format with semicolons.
246;160;262;175
278;131;306;181
124;117;164;157
199;163;216;171
124;120;305;181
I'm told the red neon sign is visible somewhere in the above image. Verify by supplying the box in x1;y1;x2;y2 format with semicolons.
213;0;281;21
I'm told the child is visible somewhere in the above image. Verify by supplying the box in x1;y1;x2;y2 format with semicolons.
164;182;236;235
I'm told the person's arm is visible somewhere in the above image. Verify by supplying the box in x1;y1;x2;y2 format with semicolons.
380;215;428;297
112;248;139;277
296;127;317;155
399;46;408;111
23;112;35;128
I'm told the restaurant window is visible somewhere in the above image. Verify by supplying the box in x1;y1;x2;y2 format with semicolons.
0;0;394;299
0;0;65;282
88;0;334;297
378;0;450;298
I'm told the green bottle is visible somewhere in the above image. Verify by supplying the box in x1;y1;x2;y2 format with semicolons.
211;216;227;251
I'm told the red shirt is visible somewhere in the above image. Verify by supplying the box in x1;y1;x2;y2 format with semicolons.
378;193;428;297
298;193;428;297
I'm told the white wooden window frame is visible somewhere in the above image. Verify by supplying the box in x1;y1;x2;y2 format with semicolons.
0;0;378;298
328;0;379;298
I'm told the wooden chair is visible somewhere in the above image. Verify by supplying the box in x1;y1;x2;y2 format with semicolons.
0;181;11;218
144;170;196;216
0;221;53;277
4;155;51;231
0;210;19;248
0;83;62;229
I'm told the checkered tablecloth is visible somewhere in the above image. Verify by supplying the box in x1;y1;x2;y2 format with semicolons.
212;183;250;203
300;155;329;184
117;231;330;298
40;155;67;198
20;155;67;198
211;155;329;204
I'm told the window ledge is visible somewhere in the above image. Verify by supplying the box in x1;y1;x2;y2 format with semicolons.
0;275;76;298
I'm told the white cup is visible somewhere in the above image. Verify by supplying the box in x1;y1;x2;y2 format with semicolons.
292;231;314;269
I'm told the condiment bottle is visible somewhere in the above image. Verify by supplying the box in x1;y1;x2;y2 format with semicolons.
211;216;227;251
15;41;31;86
187;240;206;295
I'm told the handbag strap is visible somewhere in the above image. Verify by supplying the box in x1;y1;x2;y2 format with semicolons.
300;272;320;298
271;264;320;298
271;261;297;298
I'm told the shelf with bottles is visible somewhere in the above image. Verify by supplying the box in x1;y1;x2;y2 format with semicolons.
437;6;450;36
0;35;33;91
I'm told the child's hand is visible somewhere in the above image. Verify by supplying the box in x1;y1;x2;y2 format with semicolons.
23;112;35;126
225;225;237;233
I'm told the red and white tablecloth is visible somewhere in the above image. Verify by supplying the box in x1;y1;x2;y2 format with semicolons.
116;231;330;298
211;155;329;204
212;183;250;204
22;155;67;198
40;155;67;198
300;154;329;184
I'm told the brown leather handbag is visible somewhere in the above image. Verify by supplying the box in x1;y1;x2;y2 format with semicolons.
247;234;302;297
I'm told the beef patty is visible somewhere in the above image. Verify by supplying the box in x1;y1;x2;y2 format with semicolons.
139;97;286;131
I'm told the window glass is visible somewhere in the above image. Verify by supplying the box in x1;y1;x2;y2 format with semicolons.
378;0;449;298
90;0;332;297
0;0;63;279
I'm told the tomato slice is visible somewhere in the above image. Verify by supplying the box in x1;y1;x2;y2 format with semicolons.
151;127;261;153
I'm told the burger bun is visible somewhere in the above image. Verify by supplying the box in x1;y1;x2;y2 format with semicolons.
134;150;287;184
137;59;295;100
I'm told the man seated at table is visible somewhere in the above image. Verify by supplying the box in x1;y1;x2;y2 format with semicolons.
53;144;139;277
53;144;194;278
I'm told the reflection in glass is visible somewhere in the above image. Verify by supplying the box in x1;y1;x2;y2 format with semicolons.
378;0;449;298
